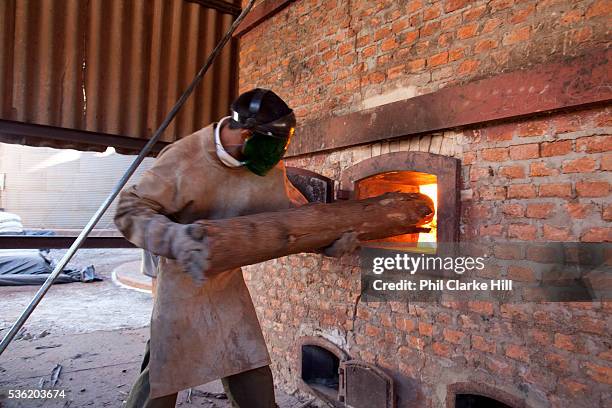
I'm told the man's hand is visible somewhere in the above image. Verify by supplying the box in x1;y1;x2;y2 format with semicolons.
171;223;210;285
323;231;361;258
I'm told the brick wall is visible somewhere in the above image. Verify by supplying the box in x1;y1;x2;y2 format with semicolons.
238;1;611;406
240;0;609;119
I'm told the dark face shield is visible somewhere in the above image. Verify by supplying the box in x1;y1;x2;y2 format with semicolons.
241;131;291;176
231;110;296;176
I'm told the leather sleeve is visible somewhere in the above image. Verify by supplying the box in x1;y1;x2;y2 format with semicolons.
114;143;190;259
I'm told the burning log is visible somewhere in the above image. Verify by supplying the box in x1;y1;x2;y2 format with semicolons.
197;192;434;274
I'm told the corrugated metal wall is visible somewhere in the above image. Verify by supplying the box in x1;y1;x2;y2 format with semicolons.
0;0;238;150
0;142;154;230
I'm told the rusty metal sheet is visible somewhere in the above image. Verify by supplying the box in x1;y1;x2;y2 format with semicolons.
233;0;295;37
287;48;612;157
0;0;239;154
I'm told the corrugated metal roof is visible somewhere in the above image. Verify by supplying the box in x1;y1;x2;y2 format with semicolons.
0;0;239;153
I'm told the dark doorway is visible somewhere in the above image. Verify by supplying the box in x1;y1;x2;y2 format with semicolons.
301;345;340;400
456;394;513;408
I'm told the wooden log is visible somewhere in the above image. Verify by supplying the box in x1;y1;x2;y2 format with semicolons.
196;192;434;274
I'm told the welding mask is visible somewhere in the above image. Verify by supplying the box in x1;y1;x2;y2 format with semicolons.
230;88;296;176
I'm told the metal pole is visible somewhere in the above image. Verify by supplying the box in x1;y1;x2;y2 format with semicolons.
0;0;256;356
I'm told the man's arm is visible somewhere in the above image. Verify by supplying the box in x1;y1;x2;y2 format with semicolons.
114;143;209;284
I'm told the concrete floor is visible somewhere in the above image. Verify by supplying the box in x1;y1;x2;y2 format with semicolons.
0;249;312;407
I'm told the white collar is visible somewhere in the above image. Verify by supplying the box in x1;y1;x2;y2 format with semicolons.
214;116;245;168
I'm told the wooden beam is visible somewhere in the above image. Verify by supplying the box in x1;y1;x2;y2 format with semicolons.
287;48;612;157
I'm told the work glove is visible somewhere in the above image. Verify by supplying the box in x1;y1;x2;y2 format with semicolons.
170;223;210;285
322;231;361;258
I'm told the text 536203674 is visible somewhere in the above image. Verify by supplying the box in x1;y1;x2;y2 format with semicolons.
6;389;66;399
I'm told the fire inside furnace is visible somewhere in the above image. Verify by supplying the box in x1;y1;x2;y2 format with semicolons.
355;171;438;250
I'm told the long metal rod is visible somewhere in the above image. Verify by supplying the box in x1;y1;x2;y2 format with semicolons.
0;0;256;356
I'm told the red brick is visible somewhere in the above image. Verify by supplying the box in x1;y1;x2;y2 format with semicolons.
443;328;466;344
576;181;609;197
603;205;612;221
525;203;554;219
407;58;426;72
481;147;508;162
490;0;514;12
506;344;529;363
423;4;442;21
529;161;558;177
463;151;476;165
418;322;433;337
499;165;525;179
463;5;487;21
408;335;426;350
583;362;612;385
468;301;494;316
472;335;496;353
482;123;513;141
457;59;480;75
438;32;453;47
374;27;392;41
575;315;606;335
432;341;452;357
457;23;479;39
474;38;498;54
482;17;503;33
494;244;522;260
576;135;612;153
479;186;506;200
420;21;441;37
502;203;525;217
581;227;612;242
517;120;548;137
396;317;416;332
507;265;535;281
508;224;537;240
543;225;571;241
365;324;381;337
529;329;551;346
381;37;398;52
509;143;539;160
406;0;424;14
566;203;592;219
479;224;503;236
508;184;537;199
470;166;491;181
554;333;575;352
539;183;572;198
486;355;513;376
545;353;570;374
387;65;405;79
602;153;612;170
444;0;471;13
560;379;589;395
391;19;410;34
562;157;597;173
509;5;535;24
586;0;612;18
442;14;462;30
448;47;466;62
403;30;419;45
541;140;572;157
428;51;450;68
503;26;530;45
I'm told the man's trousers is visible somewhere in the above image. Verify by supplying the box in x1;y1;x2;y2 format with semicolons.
125;340;277;408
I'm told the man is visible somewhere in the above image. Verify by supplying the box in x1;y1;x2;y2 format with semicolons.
114;88;357;407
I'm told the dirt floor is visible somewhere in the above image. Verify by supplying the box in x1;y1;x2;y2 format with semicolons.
0;249;314;407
